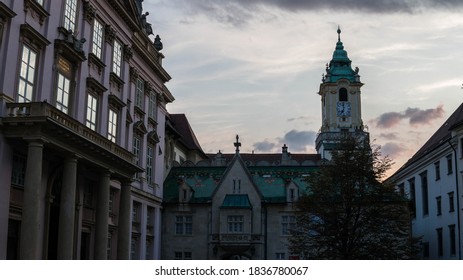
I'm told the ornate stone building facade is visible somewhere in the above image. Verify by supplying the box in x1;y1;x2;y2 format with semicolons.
0;0;173;259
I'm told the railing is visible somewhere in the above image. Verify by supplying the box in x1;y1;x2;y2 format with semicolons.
220;234;251;244
5;102;135;164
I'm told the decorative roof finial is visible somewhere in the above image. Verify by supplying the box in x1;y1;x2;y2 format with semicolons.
337;25;341;42
234;135;241;154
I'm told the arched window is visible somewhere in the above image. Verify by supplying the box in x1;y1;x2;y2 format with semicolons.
339;88;348;101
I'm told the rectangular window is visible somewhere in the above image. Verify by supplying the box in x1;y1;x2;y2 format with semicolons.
18;45;37;103
91;19;104;59
449;192;455;212
86;94;98;130
112;40;123;77
436;196;442;216
107;109;118;143
420;172;428;216
397;183;405;197
146;145;154;185
135;78;144;108
130;237;138;260
437;228;443;257
449;225;456;256
63;0;78;32
11;153;27;187
175;215;192;235
434;161;440;181
282;215;296;235
132;202;140;223
145;239;152;259
276;253;286;260
56;73;71;113
227;215;244;233
183;252;192;260
107;233;112;259
133;136;141;166
409;178;416;218
109;189;115;213
149;91;157;119
174;252;182;260
447;155;453;175
422;242;429;259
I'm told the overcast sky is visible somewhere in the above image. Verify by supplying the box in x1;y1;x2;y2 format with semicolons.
144;0;463;176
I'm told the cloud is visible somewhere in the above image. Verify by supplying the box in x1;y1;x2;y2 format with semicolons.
253;140;278;152
373;105;445;128
253;129;316;152
380;142;407;159
168;0;463;26
379;133;398;140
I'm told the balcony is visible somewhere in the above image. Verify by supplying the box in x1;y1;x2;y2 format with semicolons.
2;102;142;179
219;234;251;245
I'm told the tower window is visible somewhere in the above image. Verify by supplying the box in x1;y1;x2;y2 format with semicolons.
339;88;348;101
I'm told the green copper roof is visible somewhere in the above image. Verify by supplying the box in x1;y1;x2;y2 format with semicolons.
325;27;359;83
221;194;252;209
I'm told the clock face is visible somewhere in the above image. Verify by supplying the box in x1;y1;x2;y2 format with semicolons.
337;102;351;117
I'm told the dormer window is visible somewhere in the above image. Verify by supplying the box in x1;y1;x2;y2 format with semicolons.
339;88;348;101
287;186;299;202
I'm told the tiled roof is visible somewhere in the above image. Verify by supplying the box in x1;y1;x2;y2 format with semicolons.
221;194;252;209
163;164;318;203
168;114;205;155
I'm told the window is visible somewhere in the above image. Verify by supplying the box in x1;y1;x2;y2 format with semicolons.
409;178;416;218
133;136;141;166
447;155;453;175
83;181;94;207
282;215;296;235
146;145;154;185
436;227;443;257
449;225;456;256
109;189;115;213
63;0;78;32
174;252;182;260
397;183;405;197
131;237;138;260
145;239;152;259
55;57;72;113
147;207;154;227
17;45;37;102
448;192;455;212
420;172;428;216
233;179;241;194
148;91;157;120
276;253;286;260
107;108;118;143
91;19;104;59
86;94;98;130
107;233;112;259
228;215;243;233
112;40;123;77
132;202;140;223
175;215;192;235
184;252;192;260
434;161;440;181
339;88;348;101
436;196;442;216
11;153;26;187
135;78;144;108
422;242;429;259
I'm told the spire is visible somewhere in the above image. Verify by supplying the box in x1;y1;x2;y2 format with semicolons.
234;135;241;154
322;27;360;83
337;25;341;42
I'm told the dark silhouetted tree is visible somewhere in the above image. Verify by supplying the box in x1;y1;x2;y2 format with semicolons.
289;135;418;259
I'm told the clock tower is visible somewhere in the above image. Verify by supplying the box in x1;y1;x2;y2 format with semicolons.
315;27;369;159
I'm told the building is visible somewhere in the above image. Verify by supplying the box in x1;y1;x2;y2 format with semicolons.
162;138;321;260
161;28;368;260
388;104;463;259
0;0;173;259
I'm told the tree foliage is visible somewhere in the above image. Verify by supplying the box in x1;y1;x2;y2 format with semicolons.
288;135;419;259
